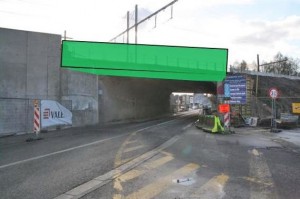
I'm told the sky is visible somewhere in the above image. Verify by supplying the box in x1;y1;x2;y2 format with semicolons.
1;0;300;68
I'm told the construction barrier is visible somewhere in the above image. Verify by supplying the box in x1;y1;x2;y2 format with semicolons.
196;115;224;133
230;112;246;127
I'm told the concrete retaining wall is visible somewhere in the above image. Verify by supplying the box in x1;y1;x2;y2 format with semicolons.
98;77;171;123
0;28;98;135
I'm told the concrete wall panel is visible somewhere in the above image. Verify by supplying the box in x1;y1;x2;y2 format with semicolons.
47;56;60;99
26;54;48;97
61;69;98;127
27;32;48;56
0;62;26;98
0;29;27;64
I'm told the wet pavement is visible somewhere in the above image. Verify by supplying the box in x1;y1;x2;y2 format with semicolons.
1;115;300;199
84;126;300;199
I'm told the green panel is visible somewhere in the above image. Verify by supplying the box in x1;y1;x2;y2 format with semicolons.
61;41;228;81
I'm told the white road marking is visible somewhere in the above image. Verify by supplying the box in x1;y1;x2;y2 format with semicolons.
55;134;181;199
0;134;128;170
1;114;193;170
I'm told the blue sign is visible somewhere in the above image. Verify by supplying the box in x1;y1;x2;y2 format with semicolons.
224;83;230;97
224;75;247;104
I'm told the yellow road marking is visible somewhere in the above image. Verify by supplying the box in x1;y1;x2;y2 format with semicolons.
112;118;183;199
113;133;137;199
251;149;260;156
119;169;144;182
160;151;174;157
123;145;145;153
113;178;123;191
191;173;229;198
249;148;278;199
113;193;122;199
242;177;273;187
119;155;174;182
143;155;174;170
119;157;136;165
125;163;200;199
126;140;138;145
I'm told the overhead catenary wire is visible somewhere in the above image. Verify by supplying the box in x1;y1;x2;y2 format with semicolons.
109;0;178;43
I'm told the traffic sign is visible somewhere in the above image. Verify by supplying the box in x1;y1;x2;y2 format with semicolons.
219;104;230;113
269;88;279;99
224;83;230;97
292;103;300;114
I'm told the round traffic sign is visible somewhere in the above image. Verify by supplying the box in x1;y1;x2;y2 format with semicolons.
269;88;279;99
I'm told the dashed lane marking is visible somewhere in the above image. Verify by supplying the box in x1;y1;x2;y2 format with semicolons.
125;163;200;199
54;135;181;199
123;145;145;153
249;148;279;199
125;140;138;145
119;155;174;182
112;117;193;198
190;174;229;199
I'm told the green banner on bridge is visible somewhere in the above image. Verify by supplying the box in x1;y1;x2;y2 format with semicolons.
61;41;228;81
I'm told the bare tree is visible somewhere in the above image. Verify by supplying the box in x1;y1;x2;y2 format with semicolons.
265;52;299;75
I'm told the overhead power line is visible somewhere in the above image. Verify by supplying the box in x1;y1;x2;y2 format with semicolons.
110;0;178;43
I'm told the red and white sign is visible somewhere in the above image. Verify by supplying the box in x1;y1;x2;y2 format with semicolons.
269;88;279;99
218;104;230;113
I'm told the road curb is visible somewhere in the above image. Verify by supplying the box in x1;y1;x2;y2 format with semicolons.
53;135;181;199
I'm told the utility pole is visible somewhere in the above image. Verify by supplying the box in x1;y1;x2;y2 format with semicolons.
127;11;129;43
256;54;260;98
109;0;178;43
63;30;73;40
135;4;138;44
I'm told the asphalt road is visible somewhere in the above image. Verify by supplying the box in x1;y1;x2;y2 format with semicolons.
1;112;300;199
0;112;196;199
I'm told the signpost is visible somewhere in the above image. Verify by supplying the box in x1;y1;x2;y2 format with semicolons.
269;87;280;132
292;103;300;114
224;75;246;104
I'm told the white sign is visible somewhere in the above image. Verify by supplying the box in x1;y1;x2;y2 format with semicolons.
190;96;194;104
269;88;279;99
41;100;72;128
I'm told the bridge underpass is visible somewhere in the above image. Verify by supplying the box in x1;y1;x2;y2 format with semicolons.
0;28;226;135
97;76;216;123
62;41;226;123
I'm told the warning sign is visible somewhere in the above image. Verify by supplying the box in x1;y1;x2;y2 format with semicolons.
292;103;300;114
219;104;230;113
